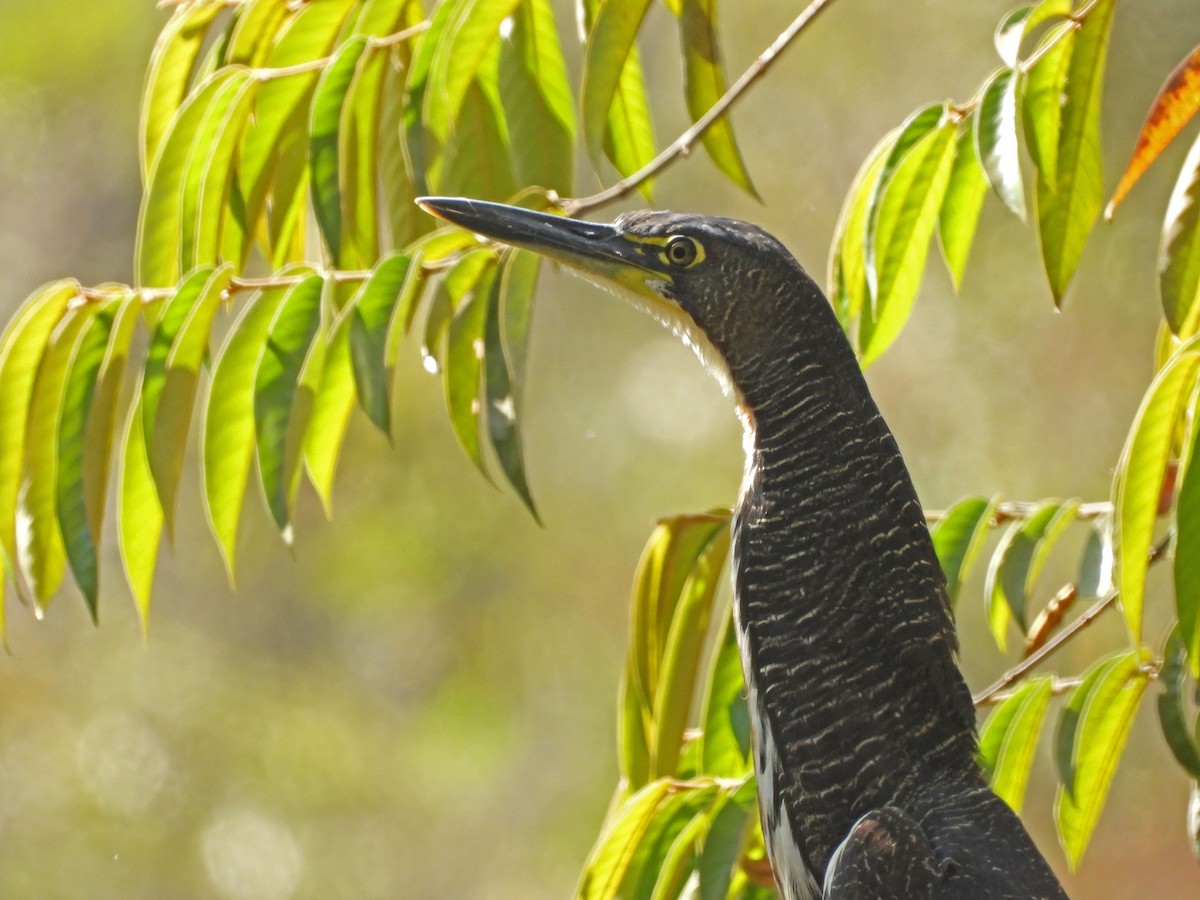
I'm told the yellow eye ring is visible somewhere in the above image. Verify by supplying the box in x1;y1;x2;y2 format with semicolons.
664;236;700;268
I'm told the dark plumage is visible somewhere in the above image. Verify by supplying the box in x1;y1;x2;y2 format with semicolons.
416;198;1068;900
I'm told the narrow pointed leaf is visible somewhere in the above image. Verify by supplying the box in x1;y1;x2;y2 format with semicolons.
994;0;1070;69
979;676;1053;813
152;266;233;535
499;248;541;398
930;494;998;606
140;0;225;179
1055;653;1125;796
577;780;675;900
254;275;325;541
402;0;460;195
1076;517;1113;600
118;396;163;631
445;263;498;478
202;283;293;580
697;777;757;900
860;116;957;365
226;0;291;67
22;306;102;611
1035;0;1117;305
671;0;755;194
1114;339;1200;644
937;118;989;291
498;0;576;195
1158;626;1200;777
440;66;519;203
381;49;426;248
699;611;751;778
1160;130;1200;337
582;0;654;164
303;313;355;517
624;786;719;900
310;36;369;262
338;46;386;268
484;258;538;517
986;500;1075;644
193;77;260;270
0;281;77;577
1108;44;1200;219
648;790;724;900
1022;22;1074;183
1176;390;1200;672
1054;649;1149;869
56;302;119;614
350;253;413;433
975;68;1026;219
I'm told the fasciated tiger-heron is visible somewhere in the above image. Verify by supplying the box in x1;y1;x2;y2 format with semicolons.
416;197;1068;900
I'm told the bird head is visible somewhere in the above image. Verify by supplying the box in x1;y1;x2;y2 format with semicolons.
416;197;816;396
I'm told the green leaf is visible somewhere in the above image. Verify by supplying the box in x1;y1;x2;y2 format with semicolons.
930;494;998;607
56;301;119;615
445;259;499;479
1054;649;1149;869
978;676;1053;813
1034;0;1117;305
118;394;163;632
499;248;541;396
860;114;958;365
310;35;369;262
1160;130;1200;337
625;785;719;900
226;0;290;67
0;280;76;581
985;499;1076;648
137;69;246;288
1076;518;1113;600
937;117;989;291
653;522;730;780
21;305;99;611
425;0;522;142
153;266;234;537
402;0;460;196
254;275;325;542
498;0;576;195
1176;386;1200;672
828;131;897;329
140;0;226;180
303;310;355;517
993;0;1070;69
202;282;294;580
669;0;755;195
1055;653;1124;796
1158;626;1200;778
648;790;723;900
381;49;426;248
578;780;675;900
350;253;413;433
338;45;386;268
439;61;519;202
484;254;538;518
699;610;751;778
580;0;657;194
975;68;1026;220
192;77;260;271
1114;339;1200;644
697;777;757;900
1021;21;1074;182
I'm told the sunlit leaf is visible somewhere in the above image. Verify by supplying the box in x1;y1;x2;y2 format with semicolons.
152;266;233;536
338;44;388;268
648;788;724;900
937;117;989;291
55;301;119;615
21;305;99;611
930;494;998;607
137;70;246;288
993;0;1070;69
349;253;413;434
1075;517;1113;600
303;309;355;517
254;275;325;542
1107;44;1200;219
1158;626;1200;777
1034;0;1117;305
699;611;751;778
203;282;294;580
226;0;290;67
402;0;460;195
192;77;260;271
0;280;77;581
1022;22;1074;184
860;114;957;365
445;259;499;478
381;49;426;248
499;0;576;195
426;0;522;143
978;676;1053;813
697;777;757;900
1055;649;1149;869
667;0;755;195
828;130;897;329
1176;387;1200;672
578;780;675;900
440;60;519;202
623;785;719;900
140;0;225;180
1114;338;1200;644
1160;130;1200;337
309;35;369;263
118;393;163;631
975;67;1026;220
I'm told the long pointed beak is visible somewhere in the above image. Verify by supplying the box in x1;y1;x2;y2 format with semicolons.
415;198;662;290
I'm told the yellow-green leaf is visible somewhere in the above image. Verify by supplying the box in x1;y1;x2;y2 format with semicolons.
1021;21;1074;183
975;67;1026;220
303;311;355;517
351;253;414;434
118;395;163;632
979;676;1053;813
937;117;989;291
930;494;998;606
1161;130;1200;337
445;259;499;478
1175;386;1200;673
577;780;674;900
1158;626;1200;776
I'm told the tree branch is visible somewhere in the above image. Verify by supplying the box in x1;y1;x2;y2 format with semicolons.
560;0;843;218
924;499;1112;525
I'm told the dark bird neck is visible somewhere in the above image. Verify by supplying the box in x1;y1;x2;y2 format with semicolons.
722;270;980;875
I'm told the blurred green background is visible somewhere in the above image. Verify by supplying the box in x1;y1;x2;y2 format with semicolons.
1;1;1199;896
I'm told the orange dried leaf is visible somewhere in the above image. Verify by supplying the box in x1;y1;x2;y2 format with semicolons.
1106;44;1200;219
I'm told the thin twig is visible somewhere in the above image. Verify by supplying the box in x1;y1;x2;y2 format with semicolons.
972;535;1171;706
561;0;842;217
924;499;1111;525
253;20;429;82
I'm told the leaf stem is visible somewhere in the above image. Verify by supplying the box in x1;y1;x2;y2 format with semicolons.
925;499;1112;524
560;0;843;217
252;20;430;82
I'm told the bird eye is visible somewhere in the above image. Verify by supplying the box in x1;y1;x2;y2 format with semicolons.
665;236;699;268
